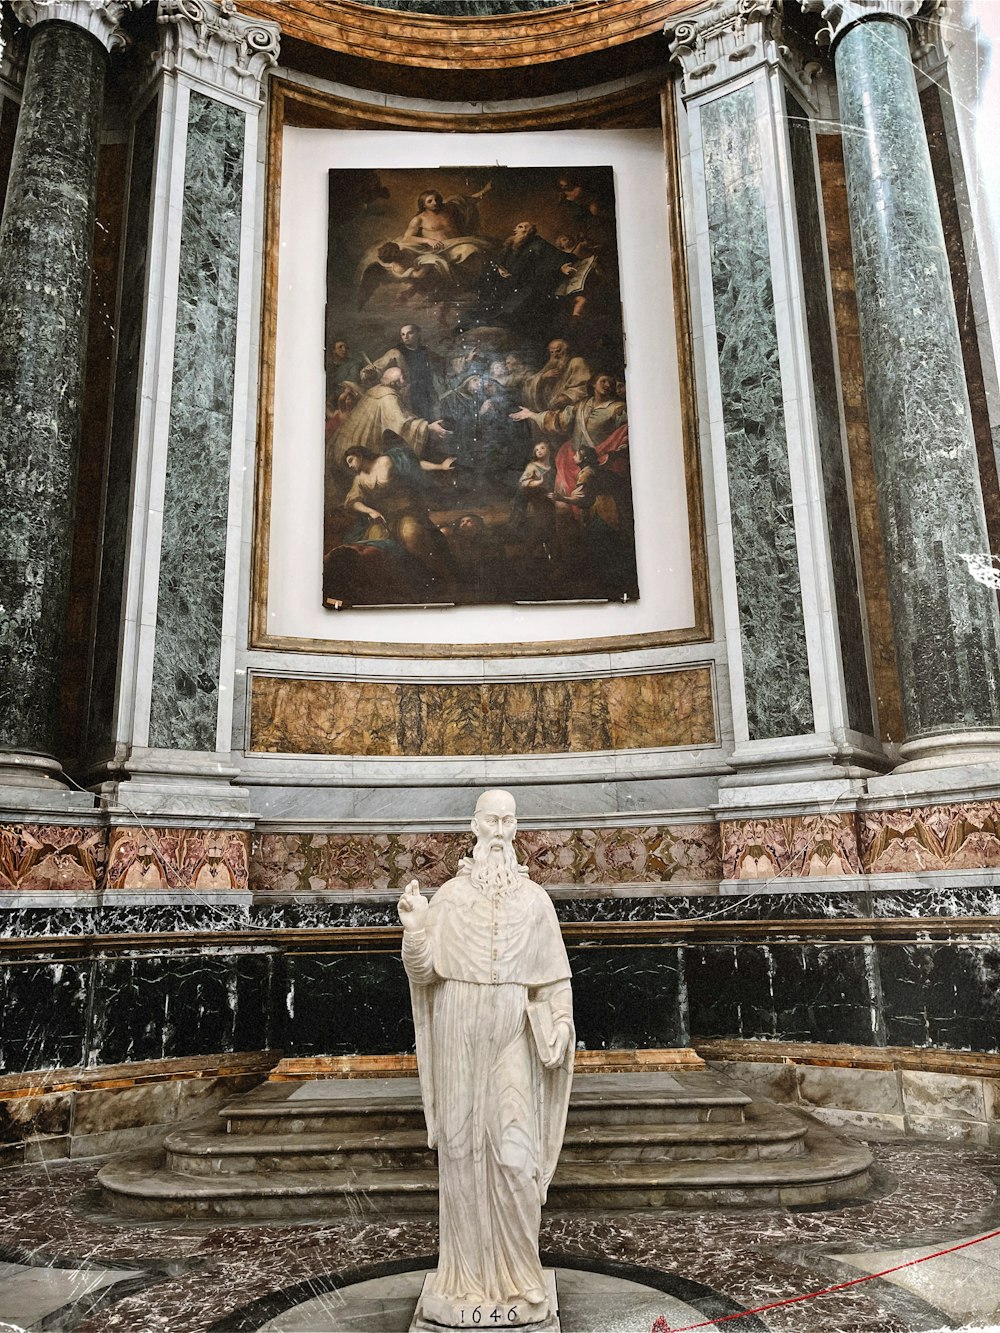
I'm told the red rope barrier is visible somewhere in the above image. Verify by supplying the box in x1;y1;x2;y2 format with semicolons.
650;1226;1000;1332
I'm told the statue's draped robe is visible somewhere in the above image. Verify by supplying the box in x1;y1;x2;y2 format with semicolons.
402;873;573;1309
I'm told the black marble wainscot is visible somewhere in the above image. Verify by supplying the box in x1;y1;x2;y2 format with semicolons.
4;889;1000;1073
686;942;881;1046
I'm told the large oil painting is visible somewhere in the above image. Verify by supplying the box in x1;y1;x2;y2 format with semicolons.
323;166;638;609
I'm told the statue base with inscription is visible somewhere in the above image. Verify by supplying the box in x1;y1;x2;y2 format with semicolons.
410;1270;560;1331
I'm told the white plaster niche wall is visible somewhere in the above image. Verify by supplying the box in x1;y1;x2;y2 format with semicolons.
269;127;695;647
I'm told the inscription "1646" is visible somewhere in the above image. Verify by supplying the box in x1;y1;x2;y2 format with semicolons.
460;1306;519;1324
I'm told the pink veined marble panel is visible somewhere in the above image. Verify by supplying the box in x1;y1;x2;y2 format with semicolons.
105;829;250;891
721;814;861;881
860;800;1000;874
249;824;723;893
0;824;107;891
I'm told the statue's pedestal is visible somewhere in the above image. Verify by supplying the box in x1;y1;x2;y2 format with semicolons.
410;1270;560;1331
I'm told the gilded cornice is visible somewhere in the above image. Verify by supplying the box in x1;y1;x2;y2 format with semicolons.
236;0;698;69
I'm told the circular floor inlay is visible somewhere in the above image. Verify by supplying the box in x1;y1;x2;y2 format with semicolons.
257;1266;726;1332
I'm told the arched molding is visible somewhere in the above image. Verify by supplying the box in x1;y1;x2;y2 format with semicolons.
238;0;692;70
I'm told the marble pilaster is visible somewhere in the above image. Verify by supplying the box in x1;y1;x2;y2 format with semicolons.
0;3;135;797
90;0;278;823
804;0;1000;768
667;0;883;787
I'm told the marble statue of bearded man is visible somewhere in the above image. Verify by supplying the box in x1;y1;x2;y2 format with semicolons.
399;790;574;1329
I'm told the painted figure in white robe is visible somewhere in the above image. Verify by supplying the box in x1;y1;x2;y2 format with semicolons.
398;789;574;1329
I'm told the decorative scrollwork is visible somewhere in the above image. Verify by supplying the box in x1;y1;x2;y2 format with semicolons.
156;0;280;101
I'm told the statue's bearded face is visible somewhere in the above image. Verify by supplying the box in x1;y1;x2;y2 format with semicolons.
470;797;521;893
472;805;516;851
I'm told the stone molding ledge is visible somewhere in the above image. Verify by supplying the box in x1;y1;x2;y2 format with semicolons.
268;1048;705;1082
154;0;280;102
11;0;140;51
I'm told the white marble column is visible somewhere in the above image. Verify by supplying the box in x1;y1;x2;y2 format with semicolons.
89;0;279;822
666;0;886;806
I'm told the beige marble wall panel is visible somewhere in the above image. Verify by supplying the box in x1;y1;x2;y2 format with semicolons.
250;668;716;756
797;1066;902;1116
900;1071;987;1124
710;1056;1000;1145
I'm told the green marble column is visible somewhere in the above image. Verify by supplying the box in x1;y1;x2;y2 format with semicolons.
0;19;107;770
818;2;1000;747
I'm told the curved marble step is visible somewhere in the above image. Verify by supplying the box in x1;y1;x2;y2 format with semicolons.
98;1155;439;1220
548;1124;873;1210
219;1072;751;1137
99;1123;870;1220
165;1125;438;1176
164;1105;805;1179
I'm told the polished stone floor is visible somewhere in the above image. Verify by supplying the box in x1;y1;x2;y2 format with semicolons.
0;1136;998;1332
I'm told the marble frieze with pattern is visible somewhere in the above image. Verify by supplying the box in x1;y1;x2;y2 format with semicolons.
251;823;724;895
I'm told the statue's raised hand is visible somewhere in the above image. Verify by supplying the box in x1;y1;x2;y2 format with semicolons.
397;878;428;931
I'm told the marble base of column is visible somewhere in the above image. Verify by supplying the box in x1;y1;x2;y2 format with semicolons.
97;748;251;824
723;732;894;789
0;753;98;816
894;730;1000;773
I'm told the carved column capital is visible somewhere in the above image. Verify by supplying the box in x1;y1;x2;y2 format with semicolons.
800;0;923;49
666;0;822;101
666;0;781;95
155;0;280;102
11;0;141;52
